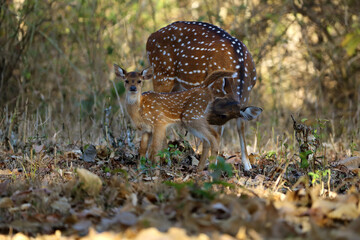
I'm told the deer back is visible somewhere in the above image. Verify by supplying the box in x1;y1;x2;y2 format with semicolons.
146;21;256;107
139;70;237;126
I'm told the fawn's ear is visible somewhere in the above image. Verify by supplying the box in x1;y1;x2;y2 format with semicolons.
240;106;263;121
223;77;236;95
141;66;154;80
114;64;127;80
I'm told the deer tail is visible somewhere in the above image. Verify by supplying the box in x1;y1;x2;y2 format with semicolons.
202;70;238;88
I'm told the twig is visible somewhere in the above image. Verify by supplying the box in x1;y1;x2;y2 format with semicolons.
111;80;124;119
79;103;83;152
273;158;291;192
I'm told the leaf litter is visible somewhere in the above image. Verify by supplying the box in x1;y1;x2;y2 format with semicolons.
0;131;360;240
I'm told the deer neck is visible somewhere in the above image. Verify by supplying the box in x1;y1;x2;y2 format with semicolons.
126;92;141;105
125;93;143;129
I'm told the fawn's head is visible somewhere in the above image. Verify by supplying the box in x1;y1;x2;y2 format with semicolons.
113;64;153;97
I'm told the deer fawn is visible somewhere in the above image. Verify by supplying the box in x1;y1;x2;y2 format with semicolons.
146;21;261;170
114;64;247;170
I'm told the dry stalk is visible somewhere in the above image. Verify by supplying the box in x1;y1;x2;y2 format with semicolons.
273;159;291;192
22;98;28;144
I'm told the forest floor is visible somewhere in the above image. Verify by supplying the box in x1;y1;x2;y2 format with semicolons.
0;124;360;240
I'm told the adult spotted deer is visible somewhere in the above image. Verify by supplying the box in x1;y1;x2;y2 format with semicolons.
114;65;243;170
146;21;261;170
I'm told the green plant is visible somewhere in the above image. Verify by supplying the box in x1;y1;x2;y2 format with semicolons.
139;156;157;174
208;156;233;181
292;115;321;171
299;150;312;169
350;142;358;154
156;144;182;166
165;181;216;200
103;166;111;173
313;119;329;141
266;151;277;159
308;169;331;186
165;156;234;200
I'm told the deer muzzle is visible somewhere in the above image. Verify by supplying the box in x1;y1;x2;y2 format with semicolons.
129;85;137;92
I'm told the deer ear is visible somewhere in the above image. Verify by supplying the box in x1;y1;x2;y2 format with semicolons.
114;64;126;80
240;106;263;121
141;66;154;80
223;77;234;95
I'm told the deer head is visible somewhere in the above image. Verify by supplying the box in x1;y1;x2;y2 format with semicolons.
114;64;153;104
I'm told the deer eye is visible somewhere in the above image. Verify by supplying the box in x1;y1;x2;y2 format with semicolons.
137;80;141;84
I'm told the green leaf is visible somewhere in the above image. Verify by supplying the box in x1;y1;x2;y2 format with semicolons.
267;151;276;158
25;72;31;80
301;118;308;123
341;32;360;56
209;156;233;180
299;150;312;169
106;46;114;55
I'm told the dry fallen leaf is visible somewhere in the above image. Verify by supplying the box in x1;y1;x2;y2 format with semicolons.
327;203;359;220
143;176;158;181
134;227;208;240
191;155;199;166
82;145;97;163
226;154;241;164
96;145;110;159
338;156;360;170
312;197;360;221
248;153;260;164
0;169;12;175
0;197;13;208
33;144;45;153
77;168;102;196
211;202;231;222
72;220;92;235
51;197;71;214
9;233;30;240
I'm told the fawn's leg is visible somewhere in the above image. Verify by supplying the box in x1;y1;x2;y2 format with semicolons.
187;121;219;171
149;124;167;164
139;132;151;160
198;128;219;171
209;126;220;158
198;140;210;171
237;118;251;171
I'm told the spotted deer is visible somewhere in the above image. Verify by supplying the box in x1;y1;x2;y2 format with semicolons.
114;64;252;170
146;21;261;171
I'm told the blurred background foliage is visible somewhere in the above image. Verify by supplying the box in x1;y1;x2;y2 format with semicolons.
0;0;359;149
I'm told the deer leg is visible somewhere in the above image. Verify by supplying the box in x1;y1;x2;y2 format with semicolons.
199;128;219;171
139;132;151;160
209;126;220;159
188;122;219;171
220;125;225;149
198;140;210;171
149;125;167;164
237;118;251;171
209;126;220;146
